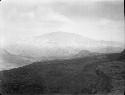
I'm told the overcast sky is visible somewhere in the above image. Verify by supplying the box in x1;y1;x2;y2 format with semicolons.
0;0;124;47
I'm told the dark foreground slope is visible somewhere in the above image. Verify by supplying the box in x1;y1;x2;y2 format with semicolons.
0;51;125;95
119;49;125;61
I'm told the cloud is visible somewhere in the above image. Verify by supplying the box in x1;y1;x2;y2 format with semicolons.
0;0;124;45
52;0;124;21
2;0;124;4
1;2;71;24
0;2;73;45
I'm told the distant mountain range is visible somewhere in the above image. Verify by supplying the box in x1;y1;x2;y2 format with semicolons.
0;32;124;70
0;48;98;71
5;31;124;55
0;49;34;70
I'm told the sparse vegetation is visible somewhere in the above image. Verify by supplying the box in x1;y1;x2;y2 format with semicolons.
0;51;125;95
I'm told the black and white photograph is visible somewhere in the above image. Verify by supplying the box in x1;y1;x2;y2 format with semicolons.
0;0;125;95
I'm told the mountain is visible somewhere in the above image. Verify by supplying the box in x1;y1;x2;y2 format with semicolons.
91;46;124;53
0;52;124;95
2;32;123;70
73;50;100;58
34;32;124;50
5;31;123;56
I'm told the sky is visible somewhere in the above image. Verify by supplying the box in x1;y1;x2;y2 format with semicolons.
0;0;124;47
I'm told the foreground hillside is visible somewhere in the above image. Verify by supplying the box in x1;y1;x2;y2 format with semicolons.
0;51;125;95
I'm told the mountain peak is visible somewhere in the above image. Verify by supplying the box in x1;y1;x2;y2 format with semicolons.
37;31;88;40
34;31;97;49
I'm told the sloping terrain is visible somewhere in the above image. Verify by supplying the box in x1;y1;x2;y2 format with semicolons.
1;32;123;71
0;48;100;71
0;49;34;71
0;51;124;95
119;49;125;61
